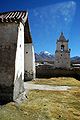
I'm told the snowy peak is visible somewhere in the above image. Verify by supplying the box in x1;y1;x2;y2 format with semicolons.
35;51;54;62
40;51;52;56
35;51;80;63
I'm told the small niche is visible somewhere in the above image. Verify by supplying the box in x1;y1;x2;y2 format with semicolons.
26;52;28;54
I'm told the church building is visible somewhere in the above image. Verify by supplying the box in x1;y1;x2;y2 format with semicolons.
54;32;71;69
0;11;35;102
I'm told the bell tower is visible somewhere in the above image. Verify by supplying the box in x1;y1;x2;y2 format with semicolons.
54;32;71;68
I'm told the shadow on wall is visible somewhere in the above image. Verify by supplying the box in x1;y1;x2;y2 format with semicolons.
0;85;13;105
24;71;34;81
0;99;12;105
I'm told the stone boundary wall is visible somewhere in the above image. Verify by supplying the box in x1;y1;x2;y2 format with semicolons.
36;65;80;80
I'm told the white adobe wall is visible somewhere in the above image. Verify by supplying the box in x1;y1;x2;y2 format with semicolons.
24;43;35;80
13;22;24;100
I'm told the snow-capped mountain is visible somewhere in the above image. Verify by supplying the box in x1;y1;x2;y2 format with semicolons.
35;51;55;61
35;51;80;63
40;51;51;56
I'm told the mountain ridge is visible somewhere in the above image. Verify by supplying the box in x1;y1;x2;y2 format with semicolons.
35;51;55;62
35;51;80;63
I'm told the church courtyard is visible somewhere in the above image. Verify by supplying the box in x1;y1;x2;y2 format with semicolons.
0;77;80;120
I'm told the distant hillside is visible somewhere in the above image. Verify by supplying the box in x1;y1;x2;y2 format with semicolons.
35;51;55;62
35;51;80;63
71;56;80;63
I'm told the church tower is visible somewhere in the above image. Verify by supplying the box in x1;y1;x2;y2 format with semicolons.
54;32;71;69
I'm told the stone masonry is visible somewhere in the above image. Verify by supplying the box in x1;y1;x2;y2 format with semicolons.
54;32;71;69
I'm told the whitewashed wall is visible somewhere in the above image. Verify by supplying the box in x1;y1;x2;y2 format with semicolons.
13;22;24;100
24;43;35;80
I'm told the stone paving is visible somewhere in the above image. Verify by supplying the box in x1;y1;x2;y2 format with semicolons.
24;82;71;91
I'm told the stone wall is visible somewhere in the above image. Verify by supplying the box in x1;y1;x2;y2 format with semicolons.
54;51;70;68
54;34;70;69
0;22;18;102
36;65;80;80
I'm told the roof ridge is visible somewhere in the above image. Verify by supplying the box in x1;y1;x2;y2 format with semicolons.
0;10;27;15
0;11;28;24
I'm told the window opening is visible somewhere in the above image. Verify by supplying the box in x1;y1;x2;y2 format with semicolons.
61;45;64;51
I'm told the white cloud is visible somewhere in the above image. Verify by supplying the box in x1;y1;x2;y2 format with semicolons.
64;17;68;21
29;1;76;36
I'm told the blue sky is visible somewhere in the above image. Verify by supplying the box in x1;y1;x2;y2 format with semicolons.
0;0;80;57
